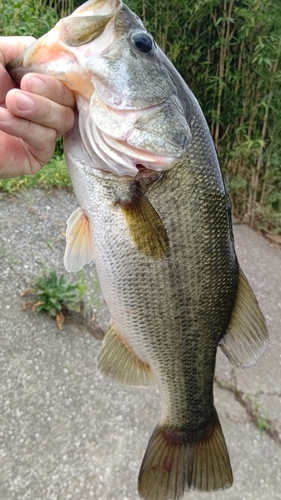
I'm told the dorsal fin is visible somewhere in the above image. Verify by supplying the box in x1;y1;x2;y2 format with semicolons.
219;268;268;368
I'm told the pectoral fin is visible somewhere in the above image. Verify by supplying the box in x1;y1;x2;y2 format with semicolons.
97;323;154;387
219;268;268;368
64;207;94;272
119;189;169;259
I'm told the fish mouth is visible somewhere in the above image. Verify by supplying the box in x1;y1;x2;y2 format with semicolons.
7;0;121;84
7;0;191;178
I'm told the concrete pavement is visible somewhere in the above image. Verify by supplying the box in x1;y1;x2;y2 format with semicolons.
0;189;280;500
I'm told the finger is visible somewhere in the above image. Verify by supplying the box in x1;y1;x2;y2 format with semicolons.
0;108;57;177
0;36;36;66
21;73;76;109
0;63;16;104
0;131;43;178
0;107;57;158
0;36;37;104
5;88;75;138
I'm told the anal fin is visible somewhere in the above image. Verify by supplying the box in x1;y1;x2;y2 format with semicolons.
138;409;233;500
64;207;94;272
97;323;154;386
219;267;268;368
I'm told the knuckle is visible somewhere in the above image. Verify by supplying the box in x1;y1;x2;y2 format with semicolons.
57;80;67;101
57;80;75;108
46;126;57;144
64;107;75;130
43;99;54;122
25;119;35;135
57;107;75;137
37;126;56;150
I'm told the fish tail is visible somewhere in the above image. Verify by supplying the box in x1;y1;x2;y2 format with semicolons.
138;409;233;500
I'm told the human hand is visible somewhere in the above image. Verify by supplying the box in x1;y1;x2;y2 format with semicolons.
0;36;75;178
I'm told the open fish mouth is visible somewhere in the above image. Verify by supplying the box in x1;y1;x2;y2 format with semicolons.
7;0;191;177
7;0;121;86
6;0;121;83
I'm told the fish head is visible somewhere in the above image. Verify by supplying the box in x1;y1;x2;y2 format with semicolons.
8;0;191;177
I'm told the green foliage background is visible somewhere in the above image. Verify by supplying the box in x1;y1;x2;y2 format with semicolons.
127;0;281;233
0;0;280;233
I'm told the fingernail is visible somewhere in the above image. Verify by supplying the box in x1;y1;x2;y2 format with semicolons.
16;92;34;111
29;76;47;95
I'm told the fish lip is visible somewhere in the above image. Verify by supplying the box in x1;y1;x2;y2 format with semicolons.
86;81;187;176
7;0;122;81
7;0;189;179
92;82;190;159
91;126;184;176
82;162;167;182
69;0;121;17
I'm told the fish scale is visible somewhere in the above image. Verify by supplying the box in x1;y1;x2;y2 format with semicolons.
7;0;268;498
80;162;236;428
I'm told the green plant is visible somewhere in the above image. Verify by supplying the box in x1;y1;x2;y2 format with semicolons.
215;376;281;444
1;0;280;234
0;0;76;37
245;394;272;434
127;0;281;233
0;0;56;37
0;156;71;193
23;270;87;329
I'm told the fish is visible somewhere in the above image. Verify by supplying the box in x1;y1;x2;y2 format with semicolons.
7;1;268;498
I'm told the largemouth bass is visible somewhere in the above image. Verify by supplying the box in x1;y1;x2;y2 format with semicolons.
8;1;268;498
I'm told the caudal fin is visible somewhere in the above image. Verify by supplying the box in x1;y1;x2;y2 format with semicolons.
138;410;232;500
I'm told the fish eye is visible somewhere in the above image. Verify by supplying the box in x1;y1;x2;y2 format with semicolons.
131;31;154;55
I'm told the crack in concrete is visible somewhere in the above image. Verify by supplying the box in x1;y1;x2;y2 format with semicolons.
215;375;281;446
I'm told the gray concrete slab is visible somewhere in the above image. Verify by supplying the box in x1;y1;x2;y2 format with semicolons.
0;189;280;500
